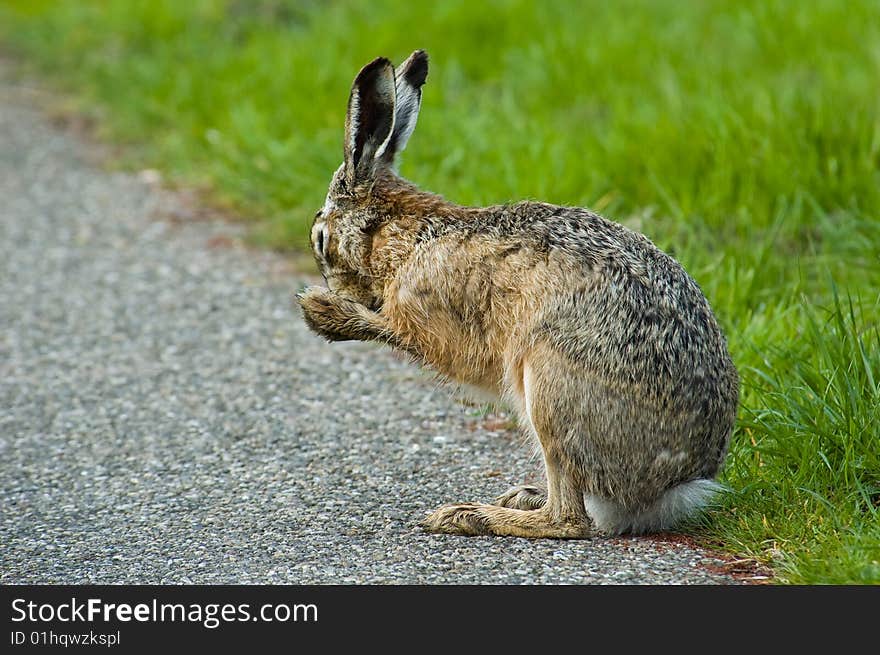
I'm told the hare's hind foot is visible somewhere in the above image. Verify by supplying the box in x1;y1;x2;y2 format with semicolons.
422;502;592;539
493;485;547;510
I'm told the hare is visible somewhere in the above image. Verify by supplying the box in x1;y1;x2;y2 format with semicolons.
298;50;739;538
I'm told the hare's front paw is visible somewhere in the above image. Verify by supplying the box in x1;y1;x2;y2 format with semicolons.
493;485;547;511
297;286;360;341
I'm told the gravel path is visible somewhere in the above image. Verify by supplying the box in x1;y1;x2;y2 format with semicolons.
0;73;740;584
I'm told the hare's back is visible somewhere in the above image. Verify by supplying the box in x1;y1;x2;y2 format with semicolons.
495;205;736;392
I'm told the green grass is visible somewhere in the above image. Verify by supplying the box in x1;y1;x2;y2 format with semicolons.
2;0;878;583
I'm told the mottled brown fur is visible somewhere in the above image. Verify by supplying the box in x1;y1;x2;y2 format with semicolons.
298;51;739;539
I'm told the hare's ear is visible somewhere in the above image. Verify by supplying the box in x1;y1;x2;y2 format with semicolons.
344;57;396;186
379;50;429;167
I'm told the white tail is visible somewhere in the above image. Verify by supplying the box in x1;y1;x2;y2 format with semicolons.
584;479;725;535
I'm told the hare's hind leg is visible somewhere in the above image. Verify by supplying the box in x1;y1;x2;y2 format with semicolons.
493;485;546;510
422;357;593;539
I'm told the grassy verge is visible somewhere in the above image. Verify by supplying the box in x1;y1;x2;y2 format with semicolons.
2;0;877;583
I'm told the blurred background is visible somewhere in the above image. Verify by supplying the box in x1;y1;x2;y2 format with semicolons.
1;0;877;582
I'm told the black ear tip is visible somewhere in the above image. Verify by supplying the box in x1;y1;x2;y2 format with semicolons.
361;57;394;73
355;56;395;85
404;50;429;87
369;56;394;69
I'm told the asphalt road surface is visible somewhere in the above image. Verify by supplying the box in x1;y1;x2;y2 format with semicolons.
0;71;739;584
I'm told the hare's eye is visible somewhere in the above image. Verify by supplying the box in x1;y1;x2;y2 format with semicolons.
313;221;329;260
321;225;330;258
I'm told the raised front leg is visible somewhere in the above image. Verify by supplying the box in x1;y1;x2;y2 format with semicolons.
298;286;393;344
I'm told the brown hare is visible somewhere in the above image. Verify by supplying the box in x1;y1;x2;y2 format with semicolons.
299;50;739;538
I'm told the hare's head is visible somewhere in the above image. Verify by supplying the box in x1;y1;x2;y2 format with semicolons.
310;50;429;309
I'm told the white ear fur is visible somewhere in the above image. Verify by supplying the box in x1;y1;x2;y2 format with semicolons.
379;50;429;167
